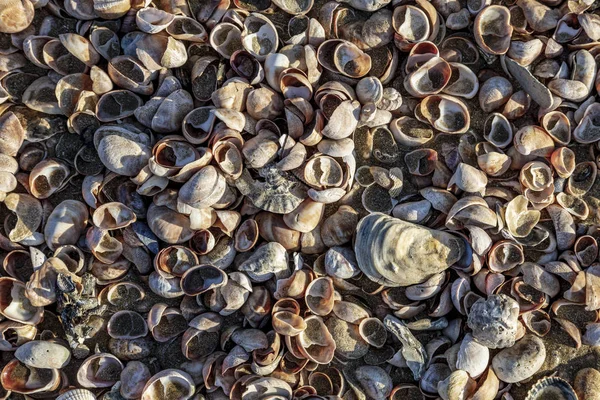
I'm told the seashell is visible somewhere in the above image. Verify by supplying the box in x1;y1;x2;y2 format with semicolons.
438;369;477;400
56;389;97;400
29;158;69;199
120;361;151;399
59;33;100;67
446;196;497;230
503;90;530;120
15;340;70;369
547;204;576;251
147;204;193;245
305;276;335;315
272;310;306;336
141;369;195;400
77;353;124;388
448;163;487;195
392;5;431;49
514;125;554;157
108;55;152;95
231;50;264;85
94;126;152;177
355;318;386;349
317;39;371;78
136;8;174;34
299;315;336;364
180;264;227;296
404;57;452;98
508;39;543;66
96;90;143;122
517;0;560;32
246;87;284;120
0;112;24;156
456;333;489;378
474;6;512;55
574;368;600;400
525;376;578;400
416;94;470;134
491;334;546;383
354;366;393;399
567;161;596;197
557;192;588;220
390;116;433;147
476;142;511;177
0;358;60;394
503;58;552;111
45;200;89;251
209;22;243;59
92;202;136;230
356;76;383;105
107;310;148;339
322;100;360;140
166;16;208;42
241;13;278;62
135;34;187;71
479;77;513;113
355;213;469;287
444;62;479;99
238;242;289;282
505;195;540;238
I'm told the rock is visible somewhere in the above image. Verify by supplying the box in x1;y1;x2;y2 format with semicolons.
467;294;520;349
354;213;470;286
575;368;600;400
492;335;546;383
15;341;71;369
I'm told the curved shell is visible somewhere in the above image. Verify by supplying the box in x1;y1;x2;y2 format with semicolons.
417;94;470;134
141;369;195;400
474;6;513;54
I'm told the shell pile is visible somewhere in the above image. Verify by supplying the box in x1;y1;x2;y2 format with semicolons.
4;0;600;399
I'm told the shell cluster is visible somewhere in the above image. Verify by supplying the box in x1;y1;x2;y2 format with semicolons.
2;0;600;399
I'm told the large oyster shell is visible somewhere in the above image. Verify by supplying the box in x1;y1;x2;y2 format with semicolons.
354;213;470;286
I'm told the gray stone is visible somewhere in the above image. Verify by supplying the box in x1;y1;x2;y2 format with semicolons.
467;294;520;349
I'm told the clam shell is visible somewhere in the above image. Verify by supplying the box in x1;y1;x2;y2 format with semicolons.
525;377;577;400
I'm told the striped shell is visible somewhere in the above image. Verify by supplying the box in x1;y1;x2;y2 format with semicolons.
56;389;97;400
525;377;578;400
